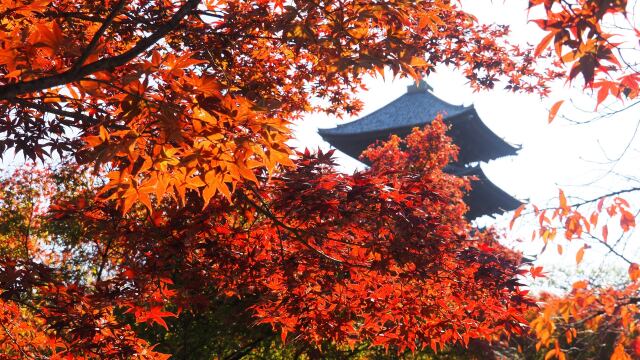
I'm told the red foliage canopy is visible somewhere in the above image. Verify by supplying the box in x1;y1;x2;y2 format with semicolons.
0;121;533;357
0;0;561;357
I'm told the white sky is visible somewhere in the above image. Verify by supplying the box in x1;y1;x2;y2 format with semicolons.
290;0;640;284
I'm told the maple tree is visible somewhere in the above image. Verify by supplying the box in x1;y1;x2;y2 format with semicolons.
0;0;557;209
8;0;640;358
0;121;537;358
0;0;565;357
511;189;640;359
505;0;640;358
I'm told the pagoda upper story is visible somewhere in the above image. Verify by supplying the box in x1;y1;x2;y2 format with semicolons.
318;81;522;219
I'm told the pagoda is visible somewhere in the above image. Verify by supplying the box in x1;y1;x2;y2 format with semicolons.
318;81;521;219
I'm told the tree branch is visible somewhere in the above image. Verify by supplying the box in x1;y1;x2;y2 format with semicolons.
237;191;368;268
0;319;33;359
15;99;98;126
522;186;640;216
569;187;640;208
0;0;201;100
44;10;107;22
584;232;633;265
72;0;128;73
223;337;266;360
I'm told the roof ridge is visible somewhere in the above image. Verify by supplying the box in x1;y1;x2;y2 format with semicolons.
319;91;468;136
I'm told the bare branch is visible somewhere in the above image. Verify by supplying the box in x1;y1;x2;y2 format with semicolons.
15;99;98;125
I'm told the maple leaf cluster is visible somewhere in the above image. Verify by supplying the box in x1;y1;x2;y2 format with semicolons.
0;120;535;357
495;2;640;357
530;0;640;116
530;280;640;360
0;0;602;358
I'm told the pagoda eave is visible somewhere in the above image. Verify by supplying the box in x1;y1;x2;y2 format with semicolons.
319;107;519;164
446;107;519;164
318;82;522;219
457;166;522;219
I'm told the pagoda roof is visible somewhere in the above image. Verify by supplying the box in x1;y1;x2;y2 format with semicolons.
449;165;522;219
319;82;469;136
317;82;522;218
318;83;519;163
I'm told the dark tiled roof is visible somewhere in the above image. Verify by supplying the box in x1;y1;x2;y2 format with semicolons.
456;165;522;219
317;82;522;219
318;86;519;163
319;85;468;136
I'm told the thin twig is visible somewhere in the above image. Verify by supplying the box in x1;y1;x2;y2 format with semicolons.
15;99;98;126
72;0;128;73
0;319;33;359
237;191;368;268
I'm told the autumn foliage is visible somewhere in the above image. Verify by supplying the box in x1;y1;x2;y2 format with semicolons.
531;0;640;118
501;0;640;358
3;0;640;358
0;0;566;357
0;121;535;357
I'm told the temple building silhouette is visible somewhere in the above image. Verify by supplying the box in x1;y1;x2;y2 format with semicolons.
318;81;521;219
